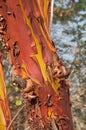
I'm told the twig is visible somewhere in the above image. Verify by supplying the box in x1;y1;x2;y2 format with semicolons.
51;118;59;130
24;126;30;130
7;104;26;130
49;0;54;29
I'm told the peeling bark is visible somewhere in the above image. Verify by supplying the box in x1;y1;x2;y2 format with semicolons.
0;0;73;130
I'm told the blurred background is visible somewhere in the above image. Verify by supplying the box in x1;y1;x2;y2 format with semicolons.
1;0;86;130
51;0;86;129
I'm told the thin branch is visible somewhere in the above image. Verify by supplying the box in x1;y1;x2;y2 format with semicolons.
24;126;30;130
51;118;59;130
49;0;54;29
7;104;26;130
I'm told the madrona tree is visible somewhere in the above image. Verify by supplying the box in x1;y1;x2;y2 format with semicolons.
0;0;73;130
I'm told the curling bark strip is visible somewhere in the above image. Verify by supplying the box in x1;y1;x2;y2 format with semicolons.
44;0;48;25
21;62;41;86
36;0;54;42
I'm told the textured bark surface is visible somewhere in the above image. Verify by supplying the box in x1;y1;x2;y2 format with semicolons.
0;48;11;129
0;0;73;130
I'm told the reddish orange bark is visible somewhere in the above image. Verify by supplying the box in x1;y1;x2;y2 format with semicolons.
0;0;73;130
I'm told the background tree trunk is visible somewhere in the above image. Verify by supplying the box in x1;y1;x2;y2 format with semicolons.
0;0;73;129
0;54;11;129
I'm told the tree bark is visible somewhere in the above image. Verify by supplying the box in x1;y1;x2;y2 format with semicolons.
0;0;73;130
0;52;11;130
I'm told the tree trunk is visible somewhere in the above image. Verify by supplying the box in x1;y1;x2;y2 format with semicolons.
0;0;73;130
0;53;11;129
